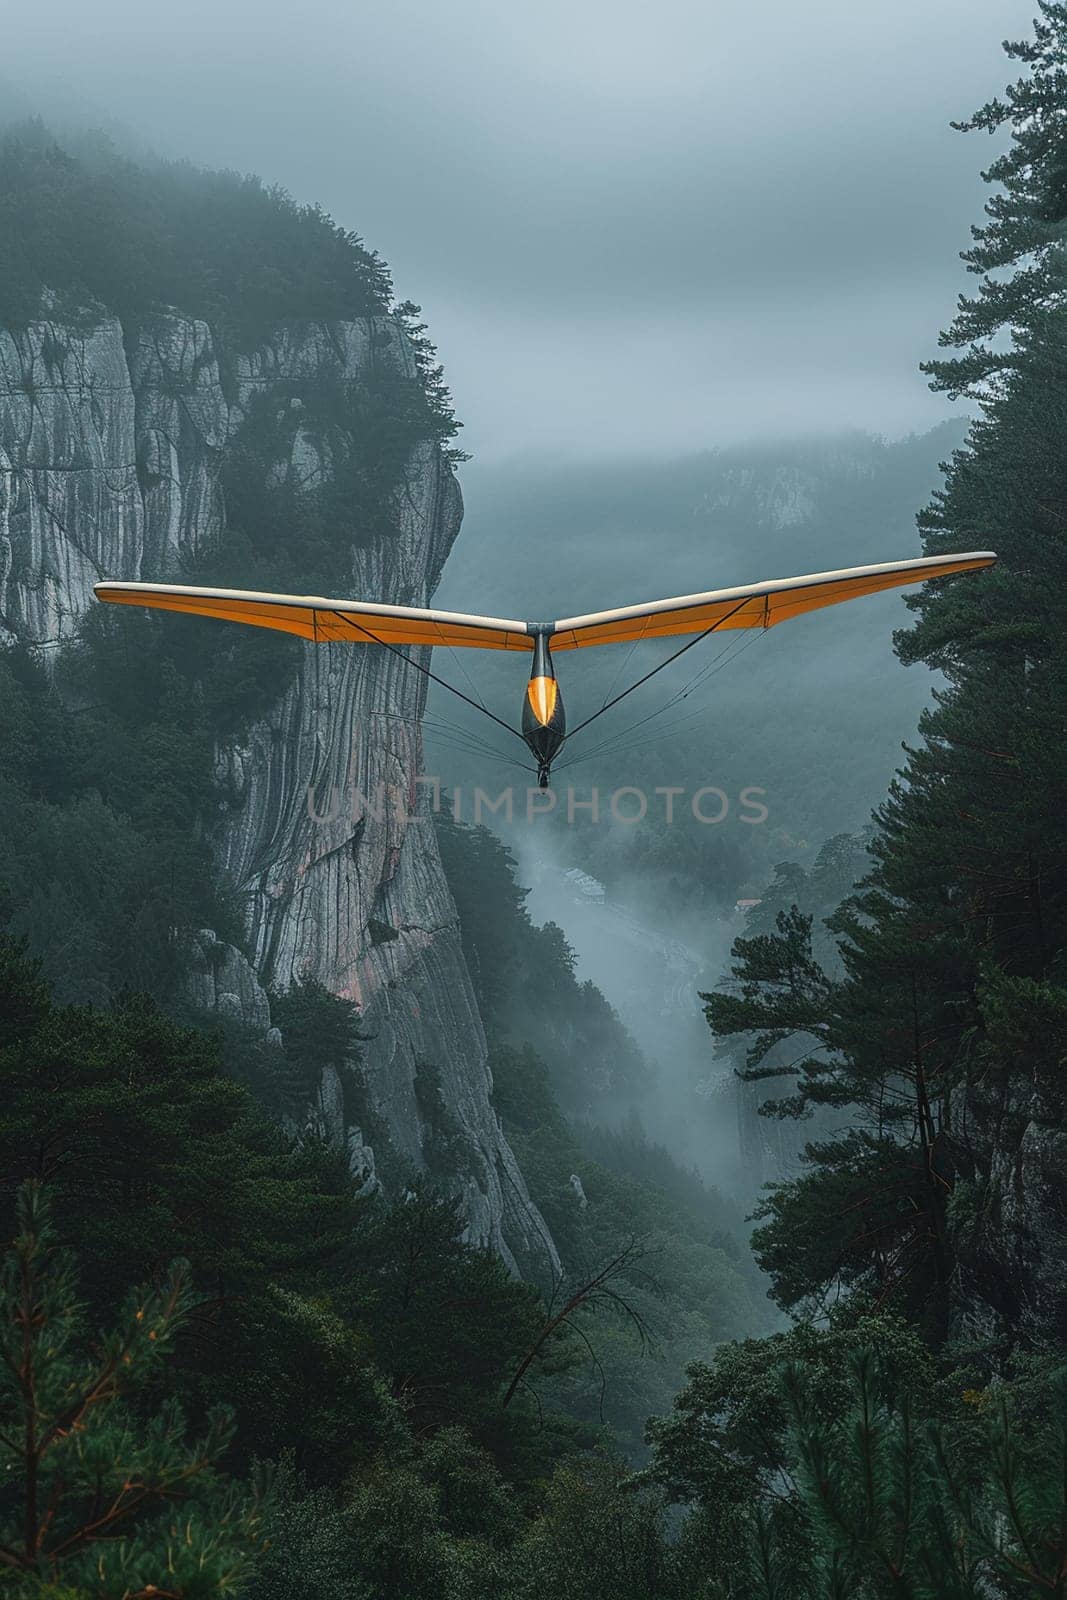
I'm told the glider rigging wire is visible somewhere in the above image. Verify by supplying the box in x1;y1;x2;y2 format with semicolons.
593;620;648;719
561;596;751;744
368;709;535;773
329;609;528;747
441;639;496;719
553;626;767;775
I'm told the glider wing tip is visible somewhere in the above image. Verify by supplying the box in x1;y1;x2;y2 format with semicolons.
95;580;156;602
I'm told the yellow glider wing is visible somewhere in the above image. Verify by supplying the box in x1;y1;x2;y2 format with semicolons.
93;581;534;652
549;552;997;651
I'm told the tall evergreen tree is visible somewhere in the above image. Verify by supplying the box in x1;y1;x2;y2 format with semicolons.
704;6;1067;1343
0;1182;265;1596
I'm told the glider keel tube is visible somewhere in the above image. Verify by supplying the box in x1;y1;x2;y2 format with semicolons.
521;631;566;787
92;581;535;653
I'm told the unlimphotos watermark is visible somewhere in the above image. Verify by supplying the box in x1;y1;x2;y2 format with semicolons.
306;778;769;828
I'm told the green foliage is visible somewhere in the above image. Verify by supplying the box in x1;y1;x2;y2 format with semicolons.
517;1459;679;1600
767;1349;1067;1599
924;3;1067;399
0;952;670;1594
0;119;390;343
271;1410;530;1595
251;1459;373;1600
219;1287;405;1480
701;832;867;1106
646;1309;937;1594
261;1449;682;1600
327;1459;458;1598
216;361;455;594
0;937;355;1305
268;972;366;1118
0;1020;694;1597
490;1041;768;1456
748;1135;940;1317
76;589;299;751
0;935;372;1477
704;904;835;1094
648;1341;1067;1600
337;1186;545;1436
691;150;1067;1523
0;644;237;1005
0;1181;266;1596
394;301;471;462
420;1425;523;1544
577;1116;743;1245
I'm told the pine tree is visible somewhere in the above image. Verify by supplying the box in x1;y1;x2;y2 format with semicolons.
923;3;1067;401
0;1181;266;1596
771;1350;1067;1599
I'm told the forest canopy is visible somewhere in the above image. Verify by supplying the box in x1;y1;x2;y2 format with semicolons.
0;119;393;341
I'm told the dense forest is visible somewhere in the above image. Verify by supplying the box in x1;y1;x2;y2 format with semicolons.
5;5;1067;1596
0;120;390;347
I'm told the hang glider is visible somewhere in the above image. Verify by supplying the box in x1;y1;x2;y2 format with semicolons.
95;550;996;787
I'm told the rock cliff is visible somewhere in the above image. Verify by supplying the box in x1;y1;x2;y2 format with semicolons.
0;304;556;1275
949;1075;1067;1347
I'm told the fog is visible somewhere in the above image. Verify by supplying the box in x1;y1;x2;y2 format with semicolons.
6;0;1032;456
514;830;748;1191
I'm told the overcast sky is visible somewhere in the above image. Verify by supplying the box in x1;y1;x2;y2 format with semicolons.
5;0;1035;461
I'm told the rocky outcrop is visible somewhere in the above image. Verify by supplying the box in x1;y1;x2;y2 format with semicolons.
186;927;275;1034
950;1078;1067;1347
0;303;557;1276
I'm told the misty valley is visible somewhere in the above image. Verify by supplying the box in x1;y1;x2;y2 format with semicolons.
1;3;1067;1597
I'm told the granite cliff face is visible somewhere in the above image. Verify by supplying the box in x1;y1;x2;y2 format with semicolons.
0;304;556;1275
